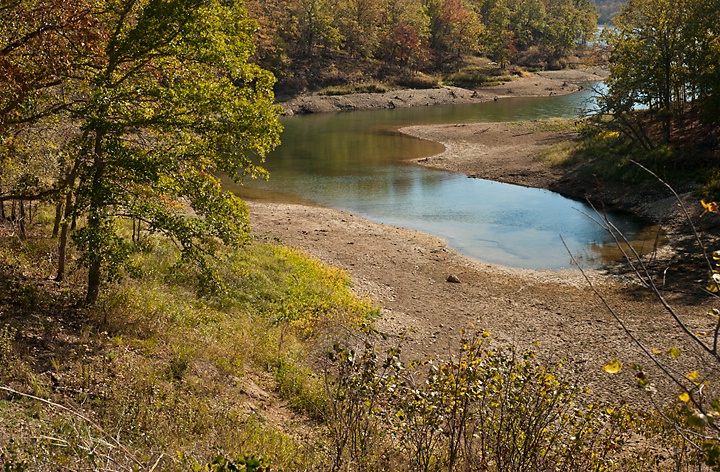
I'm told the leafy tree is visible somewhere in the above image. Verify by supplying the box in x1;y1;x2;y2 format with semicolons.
600;0;718;147
0;0;98;132
471;0;596;67
479;0;514;66
244;0;290;75
286;0;342;58
541;0;597;63
72;0;282;303
335;0;384;59
377;22;434;71
377;0;432;71
507;0;546;52
3;0;282;303
685;0;720;125
0;0;99;224
424;0;483;68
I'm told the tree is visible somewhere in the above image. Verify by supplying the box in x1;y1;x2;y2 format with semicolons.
3;0;283;303
685;0;720;125
335;0;384;59
424;0;483;68
541;0;597;64
506;0;545;52
479;0;514;66
601;0;719;146
74;0;282;303
244;0;290;76
375;0;432;71
0;0;100;224
285;0;342;58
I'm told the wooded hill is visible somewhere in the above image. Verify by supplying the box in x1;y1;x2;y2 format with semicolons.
245;0;600;93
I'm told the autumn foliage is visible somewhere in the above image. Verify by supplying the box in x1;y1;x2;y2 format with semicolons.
244;0;599;90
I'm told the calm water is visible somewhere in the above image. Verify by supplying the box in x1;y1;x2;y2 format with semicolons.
229;86;661;270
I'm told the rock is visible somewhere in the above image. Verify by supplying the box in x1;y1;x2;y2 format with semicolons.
446;274;461;283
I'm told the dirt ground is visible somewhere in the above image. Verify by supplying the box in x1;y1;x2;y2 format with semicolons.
252;68;719;406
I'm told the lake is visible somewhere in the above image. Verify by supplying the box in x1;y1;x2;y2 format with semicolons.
227;86;661;270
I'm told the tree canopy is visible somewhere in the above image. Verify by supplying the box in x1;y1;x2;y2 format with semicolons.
0;0;283;303
245;0;599;88
599;0;719;148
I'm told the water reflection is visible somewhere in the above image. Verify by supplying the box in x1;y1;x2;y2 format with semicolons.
230;87;661;270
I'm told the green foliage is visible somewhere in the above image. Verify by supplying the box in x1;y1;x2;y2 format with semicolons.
319;82;390;96
0;0;284;303
192;454;271;471
245;0;598;91
599;0;720;149
443;66;512;88
695;170;720;204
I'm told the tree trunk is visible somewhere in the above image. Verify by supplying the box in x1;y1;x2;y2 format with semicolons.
86;258;101;304
85;130;107;305
18;200;26;239
56;158;80;281
55;190;74;282
52;200;63;238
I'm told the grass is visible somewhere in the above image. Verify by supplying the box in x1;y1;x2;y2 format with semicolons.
534;115;718;196
318;82;390;96
0;207;712;470
442;65;514;89
0;213;378;470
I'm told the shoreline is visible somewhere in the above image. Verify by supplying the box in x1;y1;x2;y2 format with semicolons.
279;66;609;115
250;65;713;404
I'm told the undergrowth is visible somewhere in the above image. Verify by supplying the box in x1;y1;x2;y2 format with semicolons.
0;214;377;469
0;206;712;470
538;117;718;200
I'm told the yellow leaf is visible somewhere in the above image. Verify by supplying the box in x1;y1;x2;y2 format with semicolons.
603;359;622;374
651;348;662;354
686;371;699;381
701;200;720;217
679;392;691;403
668;347;681;359
482;331;491;338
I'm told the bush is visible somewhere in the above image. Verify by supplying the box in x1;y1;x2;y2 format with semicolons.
321;331;649;471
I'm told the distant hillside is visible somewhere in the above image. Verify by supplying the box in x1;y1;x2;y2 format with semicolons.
590;0;625;23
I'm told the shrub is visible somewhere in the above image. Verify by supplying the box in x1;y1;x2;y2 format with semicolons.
321;331;648;471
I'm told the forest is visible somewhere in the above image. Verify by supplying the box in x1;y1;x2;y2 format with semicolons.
1;0;720;469
589;0;720;197
591;0;624;23
245;0;599;92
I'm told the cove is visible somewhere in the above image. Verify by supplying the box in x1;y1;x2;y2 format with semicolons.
228;86;661;271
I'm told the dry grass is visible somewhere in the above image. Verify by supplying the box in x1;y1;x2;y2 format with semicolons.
0;212;378;469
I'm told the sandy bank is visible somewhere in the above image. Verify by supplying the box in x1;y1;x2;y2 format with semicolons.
279;67;609;115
